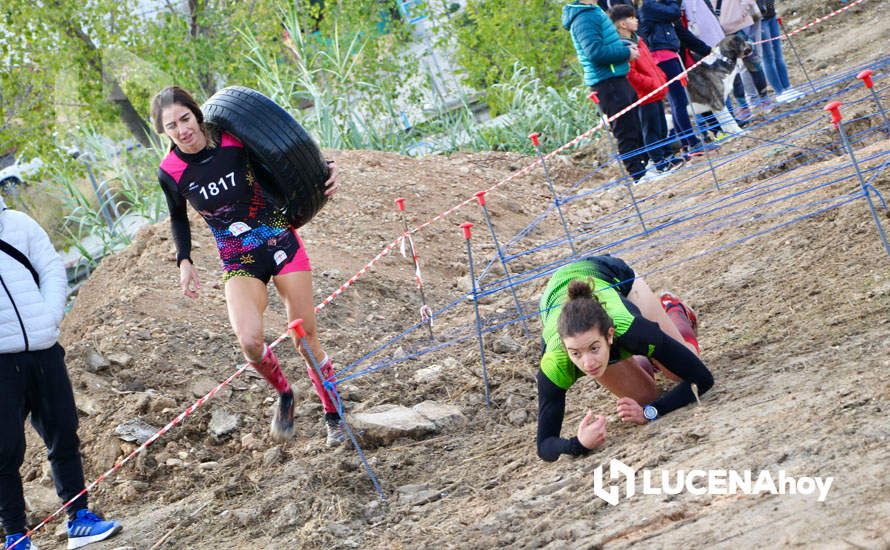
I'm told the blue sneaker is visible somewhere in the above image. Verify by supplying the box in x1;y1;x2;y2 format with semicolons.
4;534;37;550
66;509;121;549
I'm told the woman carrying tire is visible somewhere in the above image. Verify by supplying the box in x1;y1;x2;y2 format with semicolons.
536;256;713;461
150;86;345;446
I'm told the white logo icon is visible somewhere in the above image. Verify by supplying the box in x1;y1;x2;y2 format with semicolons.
593;459;636;506
273;250;288;265
229;222;250;236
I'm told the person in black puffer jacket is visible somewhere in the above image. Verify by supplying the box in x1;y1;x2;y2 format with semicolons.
639;0;713;156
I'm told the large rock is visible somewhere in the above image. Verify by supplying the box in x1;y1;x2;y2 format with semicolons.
413;401;467;430
413;364;444;384
397;483;443;507
85;350;110;373
208;409;240;439
350;404;436;445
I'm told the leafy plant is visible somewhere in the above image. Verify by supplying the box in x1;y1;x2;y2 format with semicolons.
412;64;603;155
479;64;603;153
10;128;163;261
443;0;580;114
240;2;419;152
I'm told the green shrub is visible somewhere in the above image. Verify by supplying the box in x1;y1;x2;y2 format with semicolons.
445;0;580;114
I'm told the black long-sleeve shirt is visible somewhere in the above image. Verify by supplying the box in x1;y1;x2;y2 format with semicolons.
157;132;290;268
675;22;713;57
536;320;714;462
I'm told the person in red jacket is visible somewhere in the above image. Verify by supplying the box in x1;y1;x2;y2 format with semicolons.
610;5;685;175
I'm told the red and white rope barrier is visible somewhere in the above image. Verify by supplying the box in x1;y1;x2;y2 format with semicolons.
9;330;298;548
752;0;867;46
783;0;866;39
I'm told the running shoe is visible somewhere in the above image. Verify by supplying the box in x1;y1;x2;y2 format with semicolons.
5;534;37;550
754;95;776;110
775;88;804;103
325;414;347;447
656;156;686;173
686;142;719;157
270;388;295;442
635;169;664;184
67;509;121;549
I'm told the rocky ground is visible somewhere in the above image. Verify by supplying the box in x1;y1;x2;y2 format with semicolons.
15;0;890;548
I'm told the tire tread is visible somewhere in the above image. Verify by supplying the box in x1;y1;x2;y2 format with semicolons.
202;86;328;228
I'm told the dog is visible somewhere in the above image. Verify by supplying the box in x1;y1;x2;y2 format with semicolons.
686;34;753;134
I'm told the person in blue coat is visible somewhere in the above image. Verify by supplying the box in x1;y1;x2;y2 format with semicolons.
563;0;648;181
639;0;714;156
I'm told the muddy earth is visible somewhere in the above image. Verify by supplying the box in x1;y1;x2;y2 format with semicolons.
16;0;890;548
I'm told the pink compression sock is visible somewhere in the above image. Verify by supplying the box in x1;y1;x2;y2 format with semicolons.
250;346;291;394
665;309;701;354
306;355;338;413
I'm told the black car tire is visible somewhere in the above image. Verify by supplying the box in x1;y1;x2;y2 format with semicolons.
201;86;329;228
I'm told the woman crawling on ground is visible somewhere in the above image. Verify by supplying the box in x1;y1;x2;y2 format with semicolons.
536;255;714;461
150;86;345;447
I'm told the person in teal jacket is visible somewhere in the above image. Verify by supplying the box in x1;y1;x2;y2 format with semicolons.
562;1;649;180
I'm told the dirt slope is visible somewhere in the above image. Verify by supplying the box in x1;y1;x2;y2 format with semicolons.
17;1;890;548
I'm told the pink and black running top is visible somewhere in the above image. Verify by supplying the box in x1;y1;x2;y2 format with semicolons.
158;132;296;279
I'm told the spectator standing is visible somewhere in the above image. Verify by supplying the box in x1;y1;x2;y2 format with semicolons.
0;196;122;550
683;0;725;48
563;0;649;181
610;4;685;174
758;0;794;98
639;0;715;156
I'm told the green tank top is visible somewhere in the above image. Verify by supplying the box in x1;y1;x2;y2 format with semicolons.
539;260;637;390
